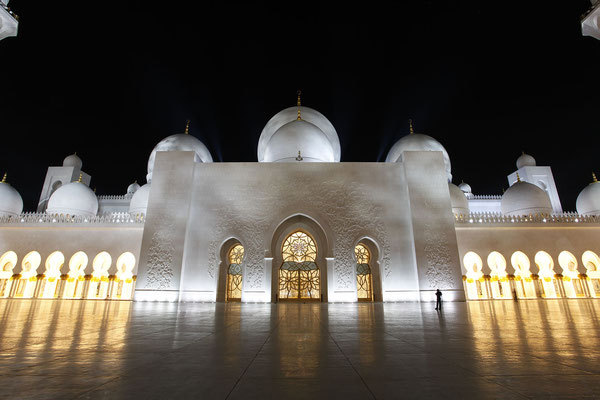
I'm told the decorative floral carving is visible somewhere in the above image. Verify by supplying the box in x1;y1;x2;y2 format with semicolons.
423;224;456;289
145;213;175;290
206;176;391;292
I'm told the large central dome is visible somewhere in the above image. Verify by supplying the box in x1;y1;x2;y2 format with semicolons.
258;106;340;163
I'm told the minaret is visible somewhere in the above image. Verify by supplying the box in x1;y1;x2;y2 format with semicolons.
0;1;19;41
582;1;600;40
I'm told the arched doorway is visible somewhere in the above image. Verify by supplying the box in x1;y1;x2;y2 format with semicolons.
355;244;373;302
226;244;244;302
278;231;321;301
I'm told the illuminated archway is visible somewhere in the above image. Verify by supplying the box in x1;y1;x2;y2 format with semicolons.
15;251;41;298
558;251;584;298
63;251;88;299
40;251;65;298
279;231;320;300
535;251;558;298
0;251;17;298
355;243;372;302
487;251;510;299
511;251;535;298
88;252;111;299
226;244;244;302
113;252;136;300
582;251;600;297
463;252;487;299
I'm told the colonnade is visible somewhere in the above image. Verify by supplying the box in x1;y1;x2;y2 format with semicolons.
0;250;137;300
462;250;600;300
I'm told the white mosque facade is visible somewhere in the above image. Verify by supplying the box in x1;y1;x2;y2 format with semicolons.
1;101;600;303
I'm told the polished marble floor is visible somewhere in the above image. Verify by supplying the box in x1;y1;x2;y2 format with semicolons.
0;299;599;399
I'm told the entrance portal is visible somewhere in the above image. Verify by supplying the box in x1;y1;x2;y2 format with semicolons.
278;231;321;300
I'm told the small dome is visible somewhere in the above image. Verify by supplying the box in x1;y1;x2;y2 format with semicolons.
576;175;600;216
47;180;98;217
129;183;151;216
63;153;82;170
0;176;23;217
501;180;552;216
127;181;140;194
516;152;536;169
147;133;212;182
263;119;334;162
449;183;469;216
258;106;340;162
458;181;472;194
386;133;452;181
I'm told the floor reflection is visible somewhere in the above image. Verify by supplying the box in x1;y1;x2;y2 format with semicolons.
0;299;599;399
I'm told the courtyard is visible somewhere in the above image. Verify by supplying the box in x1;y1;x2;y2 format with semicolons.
0;299;599;399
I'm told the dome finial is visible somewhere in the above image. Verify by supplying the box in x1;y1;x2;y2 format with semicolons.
77;173;83;183
297;90;302;120
1;173;6;183
409;119;414;134
185;119;190;135
296;150;303;161
593;172;598;183
516;172;521;183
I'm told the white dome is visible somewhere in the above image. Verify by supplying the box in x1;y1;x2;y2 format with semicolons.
449;183;469;216
501;181;552;216
458;181;472;194
129;183;151;216
47;181;98;217
516;152;536;169
386;133;452;181
0;178;23;217
127;181;140;194
576;176;600;216
258;106;340;162
263;120;335;162
147;134;212;182
63;153;82;170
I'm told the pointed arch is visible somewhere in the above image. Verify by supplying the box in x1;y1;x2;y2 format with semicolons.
270;214;330;302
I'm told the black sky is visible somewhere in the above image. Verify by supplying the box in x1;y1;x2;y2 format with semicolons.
1;0;598;211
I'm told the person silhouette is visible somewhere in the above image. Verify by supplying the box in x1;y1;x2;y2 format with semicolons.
435;289;442;310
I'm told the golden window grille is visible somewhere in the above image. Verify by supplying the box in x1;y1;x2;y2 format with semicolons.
279;232;320;300
227;244;244;301
355;244;373;301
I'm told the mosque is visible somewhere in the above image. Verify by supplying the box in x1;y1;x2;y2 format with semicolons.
0;91;600;304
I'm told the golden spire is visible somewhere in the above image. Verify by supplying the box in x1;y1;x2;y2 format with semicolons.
593;172;598;183
184;119;190;134
1;173;6;183
409;119;414;134
296;150;303;161
516;172;521;183
297;90;302;120
77;173;83;183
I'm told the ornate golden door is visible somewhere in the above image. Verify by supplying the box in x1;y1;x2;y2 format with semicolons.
227;244;244;301
355;244;373;302
279;231;320;300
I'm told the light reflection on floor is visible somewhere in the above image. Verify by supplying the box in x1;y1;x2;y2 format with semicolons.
0;299;599;399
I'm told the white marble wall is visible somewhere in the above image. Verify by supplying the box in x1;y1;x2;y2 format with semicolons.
134;151;466;302
403;152;466;302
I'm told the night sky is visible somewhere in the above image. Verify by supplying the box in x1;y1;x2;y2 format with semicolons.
1;1;599;212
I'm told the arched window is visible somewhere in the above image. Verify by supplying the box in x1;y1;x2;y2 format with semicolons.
227;244;244;302
279;231;320;300
355;244;372;301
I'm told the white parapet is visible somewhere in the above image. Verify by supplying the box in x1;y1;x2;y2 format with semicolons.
582;1;600;40
0;2;18;41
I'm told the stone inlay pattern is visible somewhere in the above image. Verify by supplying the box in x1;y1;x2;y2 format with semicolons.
0;299;599;399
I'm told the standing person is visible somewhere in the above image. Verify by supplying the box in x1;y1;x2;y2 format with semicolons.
435;289;442;310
